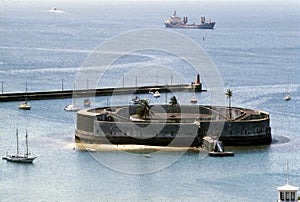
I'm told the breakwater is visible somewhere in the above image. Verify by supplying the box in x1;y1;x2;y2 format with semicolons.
0;83;203;102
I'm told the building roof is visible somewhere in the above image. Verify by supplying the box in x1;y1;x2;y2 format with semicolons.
278;183;299;191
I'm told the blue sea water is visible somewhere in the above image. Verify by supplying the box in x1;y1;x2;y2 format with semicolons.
0;0;300;201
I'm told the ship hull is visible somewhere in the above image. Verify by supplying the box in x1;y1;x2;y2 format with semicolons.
165;22;215;29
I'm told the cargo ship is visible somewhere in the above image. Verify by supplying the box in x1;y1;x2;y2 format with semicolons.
164;11;215;29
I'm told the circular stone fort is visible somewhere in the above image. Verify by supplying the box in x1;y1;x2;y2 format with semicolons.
75;104;272;147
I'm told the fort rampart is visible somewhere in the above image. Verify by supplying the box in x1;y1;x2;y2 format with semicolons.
76;105;271;146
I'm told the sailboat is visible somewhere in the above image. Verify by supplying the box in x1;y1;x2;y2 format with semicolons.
2;129;37;163
83;79;91;107
190;94;198;103
18;101;31;110
18;82;31;110
65;84;80;112
284;74;291;101
131;95;141;104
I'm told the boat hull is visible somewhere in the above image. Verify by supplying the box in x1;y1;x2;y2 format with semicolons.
64;104;80;112
209;152;234;157
18;103;31;110
165;22;215;29
2;155;37;163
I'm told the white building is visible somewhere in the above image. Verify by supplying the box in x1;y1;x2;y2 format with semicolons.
277;183;298;202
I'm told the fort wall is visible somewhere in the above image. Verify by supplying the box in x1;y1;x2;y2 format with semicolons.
76;105;271;146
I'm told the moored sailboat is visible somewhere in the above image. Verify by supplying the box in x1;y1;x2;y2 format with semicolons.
18;101;31;110
2;129;37;163
83;78;91;107
190;94;197;103
18;82;31;110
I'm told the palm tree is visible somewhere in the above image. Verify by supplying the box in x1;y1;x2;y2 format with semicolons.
225;89;233;119
169;96;178;106
136;99;153;120
169;96;178;116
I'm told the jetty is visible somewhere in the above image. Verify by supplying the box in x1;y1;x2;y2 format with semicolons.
0;83;203;102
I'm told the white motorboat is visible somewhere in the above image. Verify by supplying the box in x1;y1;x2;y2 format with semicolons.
190;95;197;103
83;99;91;107
64;104;80;112
2;129;37;163
83;79;91;107
149;88;161;98
284;94;291;101
153;91;161;98
132;96;141;104
144;154;151;158
49;7;64;13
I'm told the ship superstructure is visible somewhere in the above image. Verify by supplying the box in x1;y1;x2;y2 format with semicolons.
164;11;215;29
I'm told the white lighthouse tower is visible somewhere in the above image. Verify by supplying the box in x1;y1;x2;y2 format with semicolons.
277;162;299;202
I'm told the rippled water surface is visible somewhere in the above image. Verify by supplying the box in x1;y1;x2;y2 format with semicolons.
0;0;300;201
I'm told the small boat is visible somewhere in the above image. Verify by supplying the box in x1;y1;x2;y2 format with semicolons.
18;101;31;110
190;95;197;103
19;82;31;110
149;88;161;98
49;7;64;13
144;154;151;158
153;91;161;98
64;104;80;112
209;151;234;157
83;98;91;107
132;96;141;104
284;94;291;101
83;79;91;107
2;129;37;163
86;148;96;152
208;139;234;157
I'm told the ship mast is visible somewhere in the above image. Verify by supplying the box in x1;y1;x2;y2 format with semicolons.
16;128;19;155
26;130;29;156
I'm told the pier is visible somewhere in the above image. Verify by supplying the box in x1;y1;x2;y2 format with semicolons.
0;83;203;102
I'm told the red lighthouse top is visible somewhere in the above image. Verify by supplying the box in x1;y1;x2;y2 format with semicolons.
196;74;200;85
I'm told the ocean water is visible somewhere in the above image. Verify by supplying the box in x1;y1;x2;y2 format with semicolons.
0;0;300;201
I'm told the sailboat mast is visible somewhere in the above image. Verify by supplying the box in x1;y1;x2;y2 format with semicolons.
16;128;19;155
26;130;29;156
25;81;28;102
86;78;89;99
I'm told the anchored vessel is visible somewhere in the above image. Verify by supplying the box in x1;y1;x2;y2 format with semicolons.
76;105;272;147
2;129;37;163
164;11;215;29
18;101;31;110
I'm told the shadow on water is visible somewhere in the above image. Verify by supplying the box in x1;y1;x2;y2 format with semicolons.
271;135;290;145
